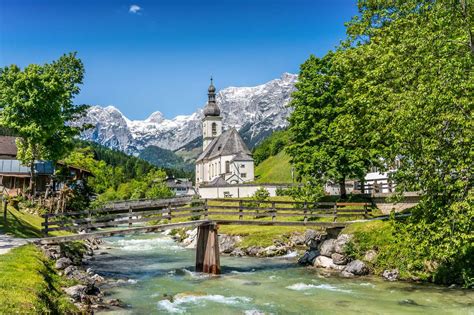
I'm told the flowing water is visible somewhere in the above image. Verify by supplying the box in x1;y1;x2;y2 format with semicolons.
90;233;473;314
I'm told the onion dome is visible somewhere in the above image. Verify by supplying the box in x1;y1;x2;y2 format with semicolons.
203;77;221;117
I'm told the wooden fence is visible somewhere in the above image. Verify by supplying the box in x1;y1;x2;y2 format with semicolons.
41;197;371;236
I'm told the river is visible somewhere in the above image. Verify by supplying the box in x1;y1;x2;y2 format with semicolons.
89;233;473;314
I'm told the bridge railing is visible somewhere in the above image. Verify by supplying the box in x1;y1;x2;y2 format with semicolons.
41;198;371;236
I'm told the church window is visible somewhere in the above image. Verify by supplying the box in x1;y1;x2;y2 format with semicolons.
241;173;247;178
240;164;245;168
225;161;230;173
212;123;217;136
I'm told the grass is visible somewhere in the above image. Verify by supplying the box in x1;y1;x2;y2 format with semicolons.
0;205;70;238
0;244;78;314
255;151;293;183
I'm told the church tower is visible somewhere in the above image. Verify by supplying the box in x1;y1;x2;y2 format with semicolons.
202;77;222;151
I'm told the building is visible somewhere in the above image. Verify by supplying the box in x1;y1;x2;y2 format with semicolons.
0;136;91;196
195;79;255;187
164;177;196;196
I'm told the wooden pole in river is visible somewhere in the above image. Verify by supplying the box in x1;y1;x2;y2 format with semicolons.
195;222;220;275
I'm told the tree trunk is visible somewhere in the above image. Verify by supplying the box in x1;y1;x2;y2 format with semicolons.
29;160;36;199
339;177;347;200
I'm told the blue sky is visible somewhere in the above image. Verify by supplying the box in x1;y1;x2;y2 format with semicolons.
0;0;358;120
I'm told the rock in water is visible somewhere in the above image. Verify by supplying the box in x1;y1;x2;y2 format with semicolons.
331;252;348;265
344;260;369;276
313;256;340;269
320;239;336;257
334;234;353;254
219;234;241;253
382;269;399;281
298;250;319;265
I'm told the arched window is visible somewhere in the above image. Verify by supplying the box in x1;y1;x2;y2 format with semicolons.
212;122;217;136
225;161;230;173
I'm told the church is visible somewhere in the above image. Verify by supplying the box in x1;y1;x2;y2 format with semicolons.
195;79;255;187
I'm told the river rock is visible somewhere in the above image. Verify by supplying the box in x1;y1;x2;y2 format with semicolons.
246;246;264;256
289;232;305;246
382;269;399;281
305;230;325;249
298;250;319;265
313;256;336;269
219;235;241;253
320;239;336;257
55;257;72;270
344;260;369;276
229;248;245;257
331;252;348;265
63;265;78;276
64;285;88;301
364;250;377;263
334;234;353;254
341;271;355;278
262;245;288;257
182;228;198;248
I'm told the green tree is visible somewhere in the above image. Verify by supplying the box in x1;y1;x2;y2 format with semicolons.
287;53;376;199
338;0;473;285
0;53;88;195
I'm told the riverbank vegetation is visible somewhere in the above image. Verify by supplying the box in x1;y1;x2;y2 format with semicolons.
285;1;473;287
0;245;78;314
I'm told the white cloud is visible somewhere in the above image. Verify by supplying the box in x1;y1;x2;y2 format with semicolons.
129;4;142;14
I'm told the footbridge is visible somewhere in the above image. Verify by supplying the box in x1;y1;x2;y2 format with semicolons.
37;196;371;274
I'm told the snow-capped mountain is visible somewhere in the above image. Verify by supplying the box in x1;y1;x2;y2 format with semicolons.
78;73;297;155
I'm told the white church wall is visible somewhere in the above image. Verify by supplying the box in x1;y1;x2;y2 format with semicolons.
198;184;289;199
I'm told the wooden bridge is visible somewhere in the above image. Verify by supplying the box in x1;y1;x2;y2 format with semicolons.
38;196;371;274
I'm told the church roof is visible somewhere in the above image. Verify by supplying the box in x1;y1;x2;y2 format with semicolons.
196;128;252;162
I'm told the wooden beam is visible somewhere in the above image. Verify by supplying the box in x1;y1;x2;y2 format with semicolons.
195;222;220;275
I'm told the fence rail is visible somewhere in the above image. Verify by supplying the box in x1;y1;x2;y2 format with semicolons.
41;197;371;236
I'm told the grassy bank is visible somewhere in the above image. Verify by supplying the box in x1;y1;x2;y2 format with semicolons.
0;205;70;238
0;244;78;314
254;151;292;183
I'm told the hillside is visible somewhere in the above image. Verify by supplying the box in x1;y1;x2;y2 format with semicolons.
254;151;293;183
139;145;194;172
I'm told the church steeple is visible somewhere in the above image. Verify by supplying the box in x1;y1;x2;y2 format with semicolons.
202;77;222;151
203;77;220;117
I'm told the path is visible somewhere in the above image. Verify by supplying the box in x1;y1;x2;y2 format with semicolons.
0;234;31;255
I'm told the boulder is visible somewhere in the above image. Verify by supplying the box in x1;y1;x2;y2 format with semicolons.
334;234;353;254
341;271;355;278
382;269;399;281
229;248;245;257
182;228;198;248
313;255;342;270
298;250;319;265
262;245;288;257
363;250;377;263
344;260;369;276
289;232;305;246
219;235;241;253
246;246;264;256
331;252;348;265
319;239;336;257
63;265;78;276
64;285;87;301
305;230;325;249
55;257;72;270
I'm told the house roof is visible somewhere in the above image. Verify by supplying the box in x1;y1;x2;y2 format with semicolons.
205;176;229;187
0;136;18;157
231;152;254;162
196;128;252;162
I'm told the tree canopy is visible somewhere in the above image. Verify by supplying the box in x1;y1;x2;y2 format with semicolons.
0;53;89;193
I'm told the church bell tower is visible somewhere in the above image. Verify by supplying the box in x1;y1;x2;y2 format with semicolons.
202;77;222;151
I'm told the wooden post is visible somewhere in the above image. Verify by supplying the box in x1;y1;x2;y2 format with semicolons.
195;222;220;274
364;203;368;219
43;214;49;237
303;201;308;224
128;206;133;228
3;200;7;227
87;209;91;233
204;199;208;219
238;200;243;220
271;201;276;221
168;202;172;222
333;203;338;222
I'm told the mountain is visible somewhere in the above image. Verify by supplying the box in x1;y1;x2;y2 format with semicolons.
138;145;194;172
77;73;297;157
